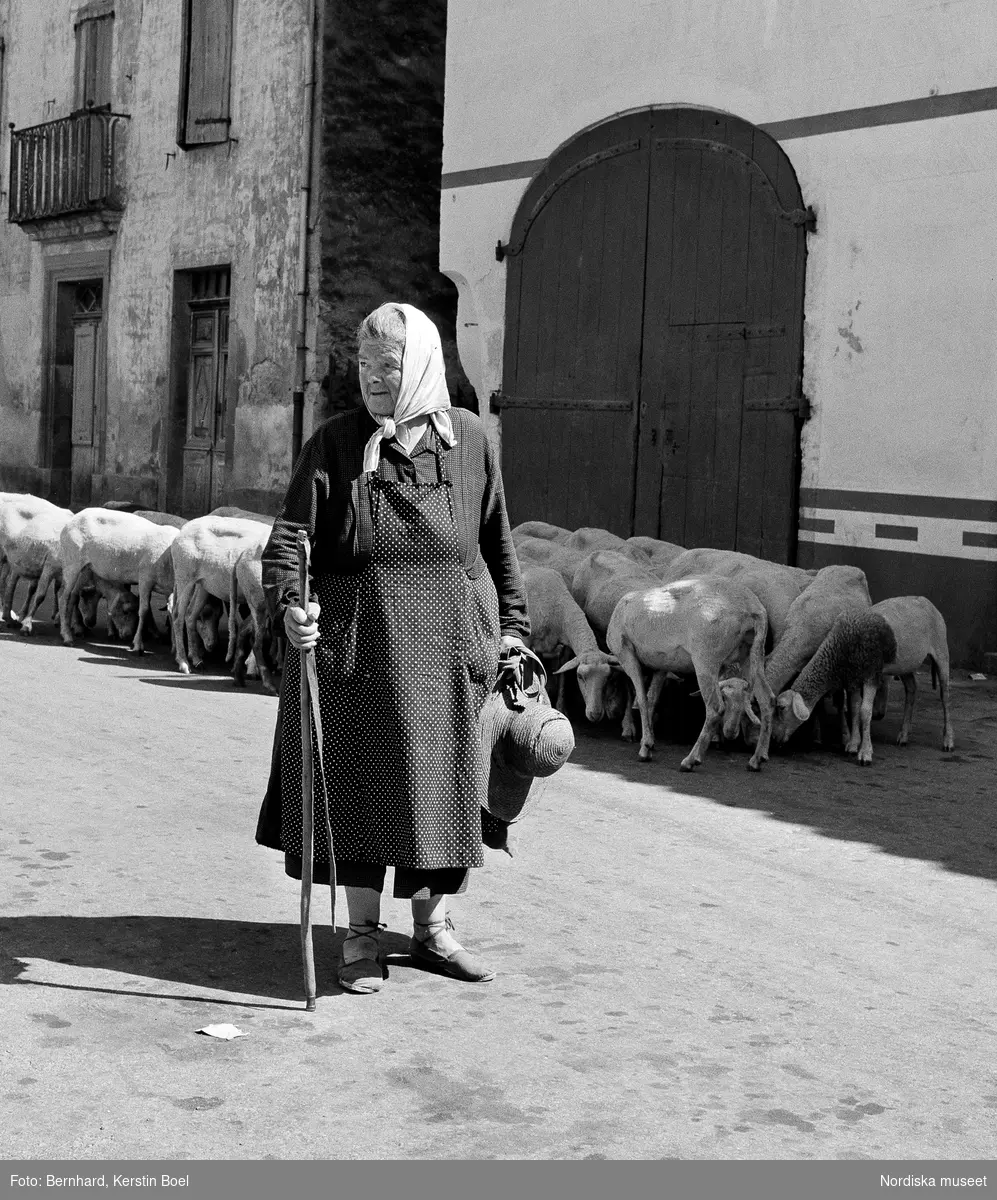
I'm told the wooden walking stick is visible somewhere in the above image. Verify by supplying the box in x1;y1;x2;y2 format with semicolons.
295;530;336;1011
296;530;317;1010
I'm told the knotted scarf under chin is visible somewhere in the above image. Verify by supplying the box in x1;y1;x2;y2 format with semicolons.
360;304;456;474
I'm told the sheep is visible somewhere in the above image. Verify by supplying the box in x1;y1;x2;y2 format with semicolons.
74;566;141;643
227;542;280;694
209;506;275;526
563;526;626;555
1;503;74;629
771;609;898;764
570;550;660;639
170;516;271;674
511;521;571;544
871;596;955;751
763;565;872;694
606;575;774;771
621;536;685;571
58;509;179;653
514;535;585;589
134;510;188;529
522;565;619;721
0;494;63;621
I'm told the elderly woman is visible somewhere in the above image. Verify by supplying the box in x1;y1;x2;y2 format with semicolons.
256;302;529;995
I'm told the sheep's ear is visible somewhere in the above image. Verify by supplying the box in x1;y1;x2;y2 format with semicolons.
776;692;793;709
791;691;811;722
553;656;581;675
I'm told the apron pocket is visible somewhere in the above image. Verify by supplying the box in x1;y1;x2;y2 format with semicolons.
316;576;360;679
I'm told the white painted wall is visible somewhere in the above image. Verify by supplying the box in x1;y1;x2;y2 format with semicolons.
440;0;997;511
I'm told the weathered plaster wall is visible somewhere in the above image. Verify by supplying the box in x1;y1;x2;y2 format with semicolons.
315;0;470;420
0;0;313;510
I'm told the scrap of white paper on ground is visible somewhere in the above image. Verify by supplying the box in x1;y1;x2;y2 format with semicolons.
196;1024;248;1040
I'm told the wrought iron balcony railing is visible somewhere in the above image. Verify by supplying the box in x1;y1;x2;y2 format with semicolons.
8;108;130;224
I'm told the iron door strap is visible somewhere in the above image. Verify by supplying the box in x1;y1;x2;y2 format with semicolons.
490;392;633;412
495;138;643;261
744;394;812;419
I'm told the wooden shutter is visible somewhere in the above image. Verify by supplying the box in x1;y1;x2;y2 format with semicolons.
71;320;98;446
181;0;234;146
74;14;114;110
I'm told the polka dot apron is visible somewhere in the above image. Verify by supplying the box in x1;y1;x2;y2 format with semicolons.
279;436;500;871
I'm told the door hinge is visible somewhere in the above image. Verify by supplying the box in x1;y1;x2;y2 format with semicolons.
744;394;812;420
789;205;817;233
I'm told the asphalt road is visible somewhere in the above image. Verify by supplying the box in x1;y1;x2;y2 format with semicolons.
2;607;996;1161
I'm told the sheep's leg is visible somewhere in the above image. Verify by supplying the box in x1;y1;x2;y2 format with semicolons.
620;678;638;742
873;678;890;721
253;610;277;694
930;653;955;752
130;580;156;655
615;640;654;761
682;667;724;772
553;651;569;714
856;679;878;765
896;674;917;747
2;568;20;624
838;690;851;748
844;688;863;755
645;670;667;735
747;686;775;772
185;583;209;671
58;565;78;644
20;560;57;635
171;580;196;673
231;615;252;686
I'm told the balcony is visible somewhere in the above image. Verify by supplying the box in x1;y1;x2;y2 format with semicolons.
8;108;129;235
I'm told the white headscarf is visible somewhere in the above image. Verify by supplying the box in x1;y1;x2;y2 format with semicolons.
361;303;456;474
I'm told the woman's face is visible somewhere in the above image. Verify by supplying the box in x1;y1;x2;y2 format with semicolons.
358;338;403;417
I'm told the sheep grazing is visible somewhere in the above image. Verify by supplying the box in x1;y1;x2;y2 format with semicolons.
227;542;280;694
764;565;872;693
170;516;271;674
771;609;898;764
570;550;659;639
563;526;626;555
1;501;73;627
871;596;955;751
606;575;774;772
522;564;618;721
511;520;571;544
514;535;584;589
58;509;180;653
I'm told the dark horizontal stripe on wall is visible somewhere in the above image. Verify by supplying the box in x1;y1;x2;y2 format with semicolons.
442;87;997;189
964;531;997;549
798;515;835;534
761;86;997;141
441;158;546;189
875;523;918;541
800;488;997;523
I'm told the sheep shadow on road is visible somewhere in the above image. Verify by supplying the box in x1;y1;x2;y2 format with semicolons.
562;675;997;886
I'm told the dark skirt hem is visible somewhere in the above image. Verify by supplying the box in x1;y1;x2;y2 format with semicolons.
283;854;470;898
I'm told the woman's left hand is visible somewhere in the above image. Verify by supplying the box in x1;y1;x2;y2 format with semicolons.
500;634;527;653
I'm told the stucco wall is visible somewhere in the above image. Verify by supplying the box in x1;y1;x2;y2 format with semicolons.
440;0;997;499
0;0;313;510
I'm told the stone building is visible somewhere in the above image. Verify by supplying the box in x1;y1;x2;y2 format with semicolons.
0;0;458;516
440;0;997;665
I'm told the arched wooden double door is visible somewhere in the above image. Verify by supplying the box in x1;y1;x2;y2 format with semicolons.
498;107;810;562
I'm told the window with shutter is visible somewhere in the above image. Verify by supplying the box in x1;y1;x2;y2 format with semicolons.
177;0;234;148
74;11;114;111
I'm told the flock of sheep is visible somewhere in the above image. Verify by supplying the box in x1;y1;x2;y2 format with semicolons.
0;492;281;692
0;491;956;771
513;521;956;770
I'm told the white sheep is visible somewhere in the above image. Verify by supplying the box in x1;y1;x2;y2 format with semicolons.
170;516;271;674
58;509;179;653
523;564;619;721
570;549;659;639
771;609;898;764
621;536;685;571
227;542;280;694
515;535;585;589
606;575;774;771
871;596;955;751
563;526;626;555
0;494;64;622
511;520;572;544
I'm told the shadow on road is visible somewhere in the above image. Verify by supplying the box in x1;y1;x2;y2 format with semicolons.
0;915;414;1007
561;679;997;886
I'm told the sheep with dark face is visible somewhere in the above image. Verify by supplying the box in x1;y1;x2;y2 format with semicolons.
771;610;898;765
